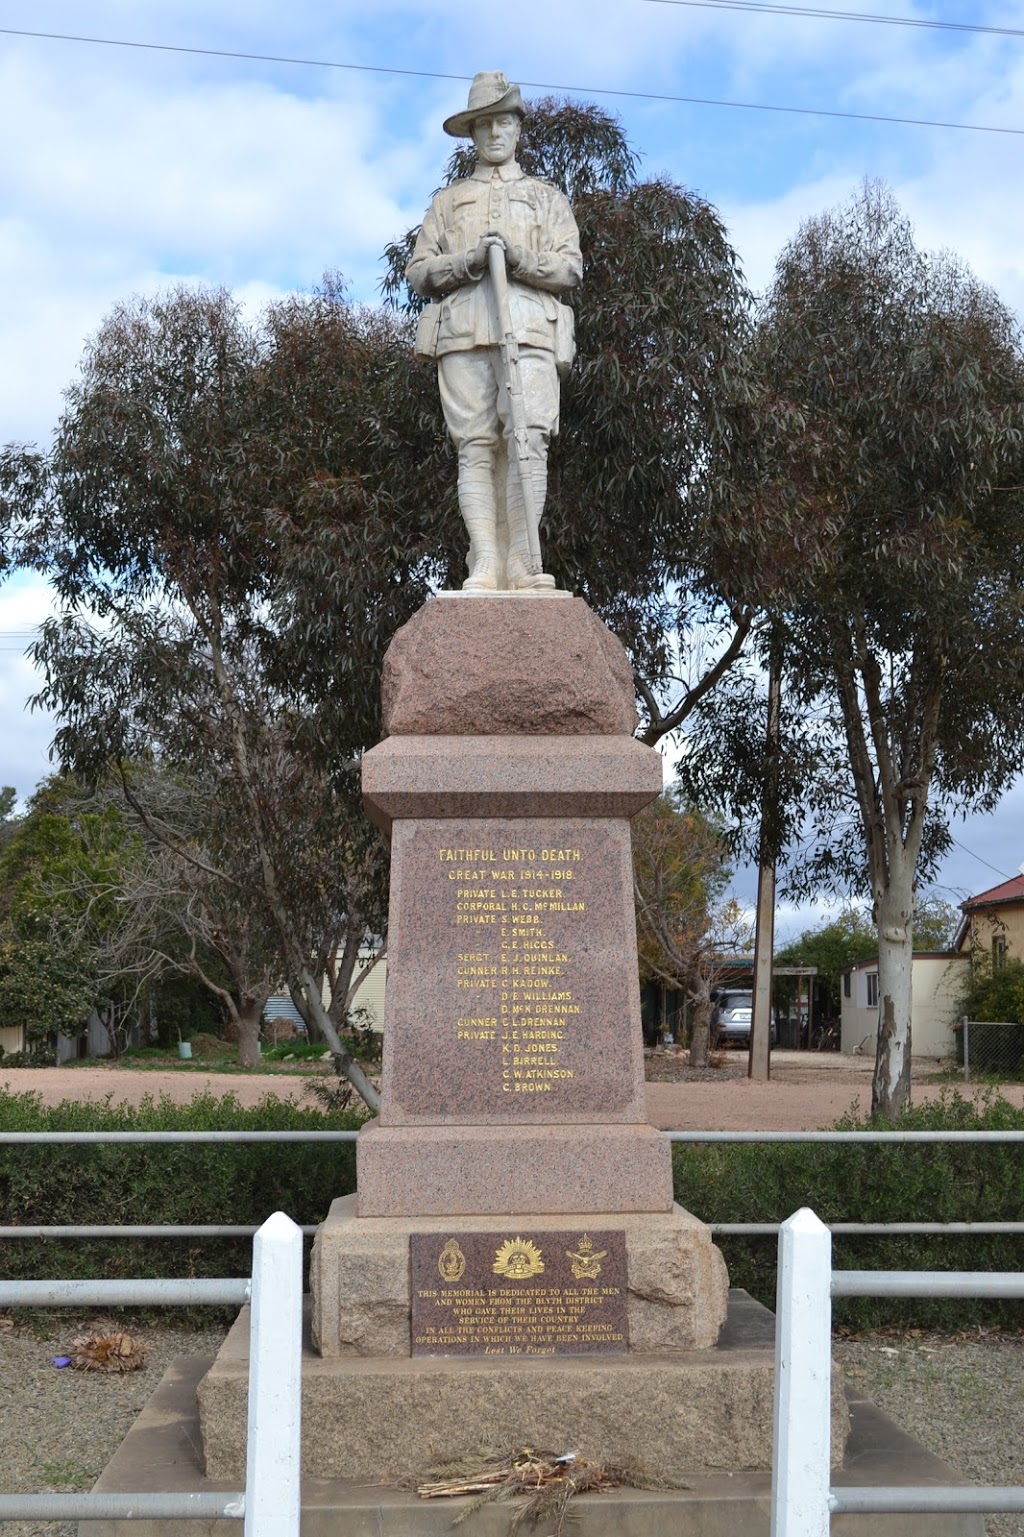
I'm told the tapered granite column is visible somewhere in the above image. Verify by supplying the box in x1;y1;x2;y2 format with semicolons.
356;592;673;1217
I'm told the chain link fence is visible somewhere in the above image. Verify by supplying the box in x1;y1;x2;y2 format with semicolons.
957;1018;1024;1081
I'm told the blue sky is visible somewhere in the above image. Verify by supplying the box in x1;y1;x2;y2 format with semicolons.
2;1;1023;935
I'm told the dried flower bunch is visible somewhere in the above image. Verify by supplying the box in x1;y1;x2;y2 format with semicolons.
70;1332;148;1373
417;1446;689;1536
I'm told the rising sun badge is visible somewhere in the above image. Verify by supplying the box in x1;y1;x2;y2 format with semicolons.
492;1237;545;1280
566;1234;607;1280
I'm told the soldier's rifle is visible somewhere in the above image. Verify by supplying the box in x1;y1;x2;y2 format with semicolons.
487;242;542;569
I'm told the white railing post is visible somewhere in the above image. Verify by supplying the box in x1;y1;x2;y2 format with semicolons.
771;1208;833;1537
245;1212;303;1537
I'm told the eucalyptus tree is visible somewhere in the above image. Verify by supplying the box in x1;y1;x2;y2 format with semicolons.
632;792;751;1065
29;286;403;1101
693;184;1024;1118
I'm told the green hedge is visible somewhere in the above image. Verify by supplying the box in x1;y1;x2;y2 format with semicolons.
673;1089;1024;1329
3;1085;1022;1331
0;1087;362;1306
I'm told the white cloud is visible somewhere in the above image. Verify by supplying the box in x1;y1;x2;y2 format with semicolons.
0;573;58;803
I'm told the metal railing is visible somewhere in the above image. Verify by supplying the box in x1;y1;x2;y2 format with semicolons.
1;1126;1022;1242
771;1207;1024;1536
0;1211;302;1534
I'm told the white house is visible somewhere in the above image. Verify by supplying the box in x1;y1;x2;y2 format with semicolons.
840;951;968;1059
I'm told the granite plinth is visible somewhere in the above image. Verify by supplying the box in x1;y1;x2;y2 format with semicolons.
376;817;650;1129
311;1196;726;1356
81;1350;982;1537
382;595;637;737
356;1122;673;1216
200;1292;847;1483
361;734;663;835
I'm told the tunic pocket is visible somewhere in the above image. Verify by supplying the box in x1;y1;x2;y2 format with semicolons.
414;303;442;361
554;302;576;380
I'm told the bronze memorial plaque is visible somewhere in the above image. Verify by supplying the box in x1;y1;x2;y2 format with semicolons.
410;1230;629;1356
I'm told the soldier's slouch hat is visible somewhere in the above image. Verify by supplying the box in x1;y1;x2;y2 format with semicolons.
443;71;526;137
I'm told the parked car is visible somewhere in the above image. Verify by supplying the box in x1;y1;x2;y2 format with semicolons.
711;989;777;1048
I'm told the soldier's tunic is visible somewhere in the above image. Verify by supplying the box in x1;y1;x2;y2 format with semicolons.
407;160;582;450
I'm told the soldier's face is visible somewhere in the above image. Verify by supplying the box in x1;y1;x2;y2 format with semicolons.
472;112;521;166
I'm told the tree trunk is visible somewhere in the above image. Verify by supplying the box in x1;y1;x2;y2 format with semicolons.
235;998;262;1068
288;980;319;1040
689;979;712;1068
297;966;381;1113
871;877;914;1120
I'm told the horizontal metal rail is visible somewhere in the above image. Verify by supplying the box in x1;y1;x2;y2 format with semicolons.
0;1129;358;1144
831;1487;1024;1515
832;1270;1024;1299
0;1223;319;1238
712;1221;1024;1236
0;1492;245;1521
0;1128;1019;1145
0;1277;249;1306
7;1221;1024;1240
666;1129;1024;1143
2;1220;1022;1243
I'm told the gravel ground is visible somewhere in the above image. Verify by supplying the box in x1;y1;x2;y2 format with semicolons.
0;1319;227;1536
834;1331;1024;1537
1;1319;1022;1534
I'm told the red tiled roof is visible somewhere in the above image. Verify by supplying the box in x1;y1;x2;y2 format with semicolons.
962;874;1024;910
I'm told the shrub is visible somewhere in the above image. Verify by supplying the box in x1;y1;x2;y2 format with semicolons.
1;1042;57;1067
0;1088;364;1303
673;1089;1024;1329
956;956;1024;1026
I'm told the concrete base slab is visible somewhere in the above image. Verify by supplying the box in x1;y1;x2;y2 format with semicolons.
311;1195;729;1355
81;1344;982;1537
197;1292;845;1483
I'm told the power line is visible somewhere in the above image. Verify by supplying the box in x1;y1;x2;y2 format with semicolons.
643;0;1024;40
1;25;1021;138
949;836;1016;883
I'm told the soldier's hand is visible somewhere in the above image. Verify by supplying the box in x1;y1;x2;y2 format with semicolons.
505;244;525;275
466;233;505;278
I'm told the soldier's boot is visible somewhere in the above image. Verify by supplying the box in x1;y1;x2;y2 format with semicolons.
458;443;501;591
506;442;555;591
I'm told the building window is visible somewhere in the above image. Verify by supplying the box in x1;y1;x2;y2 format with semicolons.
843;972;851;999
866;972;879;1008
993;935;1008;969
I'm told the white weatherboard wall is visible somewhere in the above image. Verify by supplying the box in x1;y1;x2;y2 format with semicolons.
351;952;386;1033
840;953;968;1059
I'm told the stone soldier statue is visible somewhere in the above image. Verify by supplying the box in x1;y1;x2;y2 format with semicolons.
407;72;582;592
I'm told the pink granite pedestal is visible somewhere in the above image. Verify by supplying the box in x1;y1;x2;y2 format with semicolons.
195;596;774;1485
352;596;711;1238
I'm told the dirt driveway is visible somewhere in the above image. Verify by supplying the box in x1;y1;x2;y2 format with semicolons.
646;1050;1024;1129
3;1051;1020;1129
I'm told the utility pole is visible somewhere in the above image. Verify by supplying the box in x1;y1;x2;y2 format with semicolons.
749;652;781;1082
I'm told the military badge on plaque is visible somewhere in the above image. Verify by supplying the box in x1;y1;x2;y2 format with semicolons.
438;1238;467;1283
566;1234;607;1281
492;1237;545;1279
